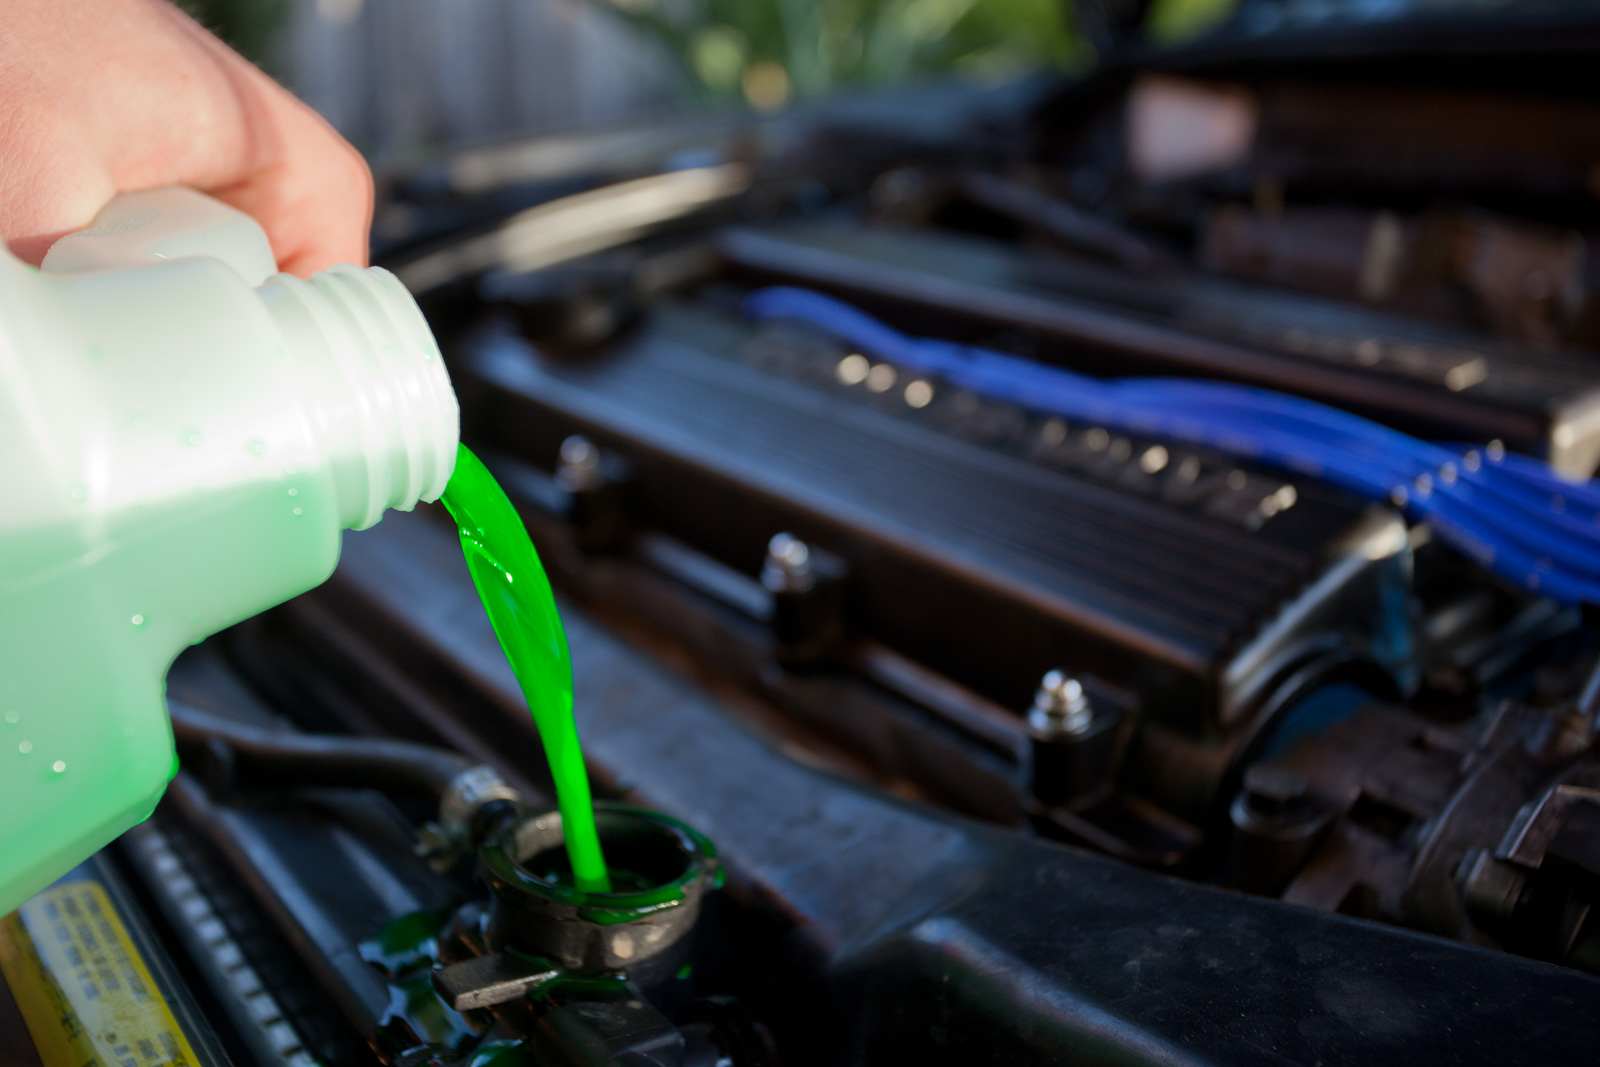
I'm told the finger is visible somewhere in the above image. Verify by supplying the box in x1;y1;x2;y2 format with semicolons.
145;3;372;276
0;0;372;276
206;101;374;277
151;3;373;276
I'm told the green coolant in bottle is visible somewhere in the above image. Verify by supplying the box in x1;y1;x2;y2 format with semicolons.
440;445;611;892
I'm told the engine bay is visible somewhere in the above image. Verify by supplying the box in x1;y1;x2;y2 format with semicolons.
7;7;1600;1066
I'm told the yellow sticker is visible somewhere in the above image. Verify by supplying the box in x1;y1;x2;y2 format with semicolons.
0;880;201;1067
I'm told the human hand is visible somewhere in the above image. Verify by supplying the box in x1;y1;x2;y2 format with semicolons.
0;0;371;277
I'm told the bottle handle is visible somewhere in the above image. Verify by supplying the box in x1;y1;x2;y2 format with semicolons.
40;186;279;286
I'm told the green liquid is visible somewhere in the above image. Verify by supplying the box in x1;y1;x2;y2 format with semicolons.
441;445;610;892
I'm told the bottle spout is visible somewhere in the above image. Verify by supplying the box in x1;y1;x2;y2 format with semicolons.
259;265;459;530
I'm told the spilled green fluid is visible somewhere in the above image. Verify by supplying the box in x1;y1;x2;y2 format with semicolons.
359;908;448;978
441;445;610;892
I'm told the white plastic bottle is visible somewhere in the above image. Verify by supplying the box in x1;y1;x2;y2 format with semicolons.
0;188;458;915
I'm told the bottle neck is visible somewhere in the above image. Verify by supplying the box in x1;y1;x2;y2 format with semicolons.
257;266;458;530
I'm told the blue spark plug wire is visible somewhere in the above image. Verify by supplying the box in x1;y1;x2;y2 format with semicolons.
744;286;1600;604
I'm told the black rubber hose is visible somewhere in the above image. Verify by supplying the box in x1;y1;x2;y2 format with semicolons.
169;702;476;798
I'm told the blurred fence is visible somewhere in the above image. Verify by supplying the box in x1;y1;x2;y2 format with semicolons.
277;0;678;167
185;0;1086;167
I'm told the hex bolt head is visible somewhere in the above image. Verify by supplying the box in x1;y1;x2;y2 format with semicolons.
1457;847;1528;921
762;532;815;593
557;434;604;492
1242;763;1309;819
1029;669;1093;736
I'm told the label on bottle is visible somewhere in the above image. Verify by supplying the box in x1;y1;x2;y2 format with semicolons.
0;880;200;1067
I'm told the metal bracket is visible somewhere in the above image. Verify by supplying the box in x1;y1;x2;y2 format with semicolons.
431;952;561;1011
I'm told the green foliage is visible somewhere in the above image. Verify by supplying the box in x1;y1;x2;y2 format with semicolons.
600;0;1090;110
176;0;291;73
1144;0;1237;45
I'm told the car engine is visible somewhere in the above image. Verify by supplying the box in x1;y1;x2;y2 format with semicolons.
6;6;1600;1066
